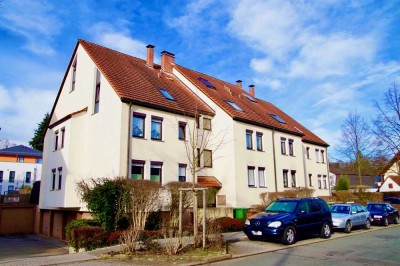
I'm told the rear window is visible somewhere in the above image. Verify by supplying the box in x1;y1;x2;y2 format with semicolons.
266;201;298;213
366;204;384;212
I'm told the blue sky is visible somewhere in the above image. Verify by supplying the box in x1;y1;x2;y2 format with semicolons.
0;0;399;160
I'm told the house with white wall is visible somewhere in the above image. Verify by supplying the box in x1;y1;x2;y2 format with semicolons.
39;40;330;239
0;145;42;194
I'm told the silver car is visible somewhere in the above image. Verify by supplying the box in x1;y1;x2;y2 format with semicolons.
330;203;371;233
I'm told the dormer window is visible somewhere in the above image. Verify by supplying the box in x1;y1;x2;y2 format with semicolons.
270;114;285;124
158;88;175;101
227;101;243;111
198;77;216;89
244;94;256;102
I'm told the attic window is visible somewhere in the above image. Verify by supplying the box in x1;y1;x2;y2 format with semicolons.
244;94;256;102
270;114;285;124
227;101;243;111
198;77;216;89
158;88;175;101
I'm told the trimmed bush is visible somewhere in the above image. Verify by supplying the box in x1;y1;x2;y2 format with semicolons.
71;226;107;251
66;219;100;244
214;217;243;232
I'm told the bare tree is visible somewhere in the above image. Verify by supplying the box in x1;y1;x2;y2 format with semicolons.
336;112;374;185
372;83;400;159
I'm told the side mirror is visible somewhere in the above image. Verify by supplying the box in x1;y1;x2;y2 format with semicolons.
297;210;306;216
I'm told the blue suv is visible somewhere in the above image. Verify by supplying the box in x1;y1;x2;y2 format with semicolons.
243;197;332;245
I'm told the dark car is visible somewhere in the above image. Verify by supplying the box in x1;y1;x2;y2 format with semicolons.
366;203;399;226
243;198;332;245
384;197;400;204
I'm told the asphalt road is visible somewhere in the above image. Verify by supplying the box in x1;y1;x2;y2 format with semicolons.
213;226;400;266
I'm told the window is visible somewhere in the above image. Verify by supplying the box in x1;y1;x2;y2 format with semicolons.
389;183;393;189
36;158;42;163
51;169;56;190
281;138;286;155
94;69;101;113
289;139;294;156
198;77;216;88
71;57;77;91
131;160;145;180
321;150;325;163
315;149;320;163
291;170;296;187
244;94;256;102
178;122;186;140
283;170;289;188
196;115;200;129
306;147;310;159
151;116;163;140
246;130;253;150
256;132;263;151
61;128;65;149
58;168;62;190
203;118;211;130
26;172;31;183
258;167;265;187
132;113;146;138
204;149;212;168
323;175;327;189
18;157;24;163
309;174;313;187
270;114;286;123
8;185;14;191
248;166;255;187
226;101;243;111
0;171;2;182
197;148;201;167
9;171;15;183
318;175;322;189
54;131;59;150
158;88;175;101
150;162;162;183
178;164;187;182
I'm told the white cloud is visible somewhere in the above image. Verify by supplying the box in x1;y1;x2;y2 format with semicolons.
88;22;147;59
250;58;274;74
0;1;62;55
0;85;56;145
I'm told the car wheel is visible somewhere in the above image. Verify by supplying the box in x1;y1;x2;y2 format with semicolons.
364;219;371;230
320;222;332;238
395;216;399;224
383;218;389;227
344;221;352;233
281;226;296;245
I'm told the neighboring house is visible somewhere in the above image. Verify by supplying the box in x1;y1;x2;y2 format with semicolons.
379;176;400;192
0;145;42;194
39;40;330;239
329;172;337;188
379;151;400;180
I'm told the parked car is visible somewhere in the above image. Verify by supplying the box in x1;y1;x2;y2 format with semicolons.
384;197;400;204
330;203;371;233
243;197;332;245
366;203;399;226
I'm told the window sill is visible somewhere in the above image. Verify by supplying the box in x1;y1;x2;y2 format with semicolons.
204;166;213;168
257;149;264;152
259;186;267;188
132;136;146;139
151;138;164;142
248;185;256;188
246;148;253;151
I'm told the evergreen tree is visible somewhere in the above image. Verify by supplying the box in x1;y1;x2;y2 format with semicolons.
29;113;49;151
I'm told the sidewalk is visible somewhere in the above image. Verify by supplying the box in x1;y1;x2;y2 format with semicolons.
2;225;398;265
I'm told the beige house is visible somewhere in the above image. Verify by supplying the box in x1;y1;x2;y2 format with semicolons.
39;40;330;239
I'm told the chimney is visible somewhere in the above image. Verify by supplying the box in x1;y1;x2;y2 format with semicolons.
249;85;255;97
236;80;242;88
161;50;175;73
146;44;155;68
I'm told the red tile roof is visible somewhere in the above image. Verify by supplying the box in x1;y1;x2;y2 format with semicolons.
197;176;222;188
175;65;328;146
378;151;400;176
389;176;400;186
79;40;215;117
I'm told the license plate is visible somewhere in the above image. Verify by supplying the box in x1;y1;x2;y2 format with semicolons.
252;231;262;236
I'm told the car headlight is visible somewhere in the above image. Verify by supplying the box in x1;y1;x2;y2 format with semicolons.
268;221;282;228
374;215;382;218
245;219;250;225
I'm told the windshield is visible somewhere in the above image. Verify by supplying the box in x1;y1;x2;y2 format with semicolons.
330;205;350;214
366;204;384;212
265;201;298;213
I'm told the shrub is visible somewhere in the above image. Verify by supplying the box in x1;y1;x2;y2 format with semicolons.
214;217;243;232
335;190;355;203
65;219;100;245
260;188;315;206
335;175;350;191
70;226;107;251
107;231;123;245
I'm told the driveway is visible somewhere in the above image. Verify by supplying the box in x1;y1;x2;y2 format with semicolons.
0;234;68;263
